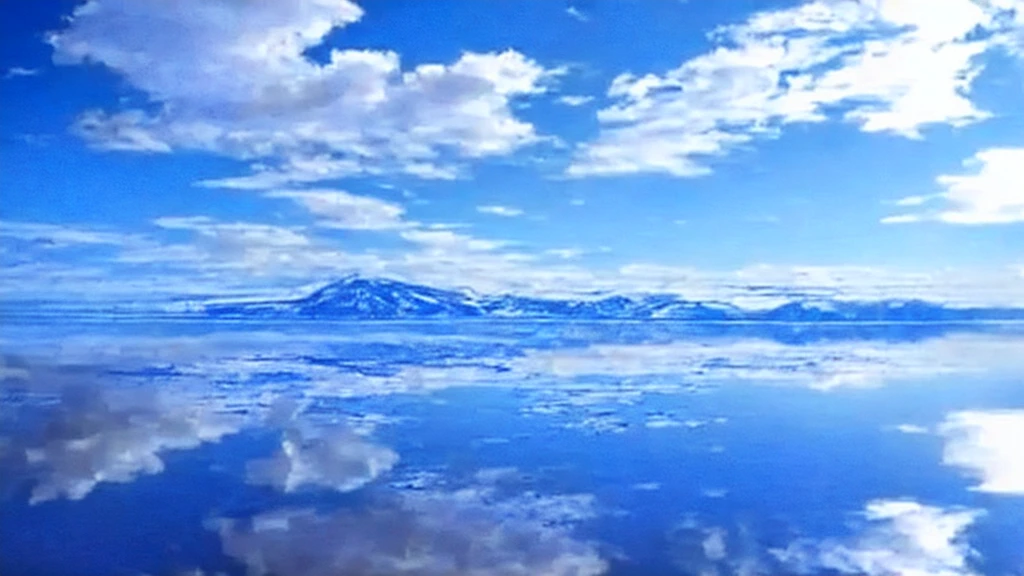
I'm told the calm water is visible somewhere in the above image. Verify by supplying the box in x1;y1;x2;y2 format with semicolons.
2;320;1023;576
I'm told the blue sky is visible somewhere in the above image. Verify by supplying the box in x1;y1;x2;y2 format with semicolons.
1;0;1024;304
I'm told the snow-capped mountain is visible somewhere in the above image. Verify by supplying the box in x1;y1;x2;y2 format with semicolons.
204;276;484;319
201;276;1024;321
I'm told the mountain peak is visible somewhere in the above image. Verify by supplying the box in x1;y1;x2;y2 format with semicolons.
201;276;1024;322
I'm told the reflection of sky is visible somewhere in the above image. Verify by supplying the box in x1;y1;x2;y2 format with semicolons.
2;321;1024;575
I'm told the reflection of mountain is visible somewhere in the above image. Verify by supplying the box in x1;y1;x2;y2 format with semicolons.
203;276;1024;322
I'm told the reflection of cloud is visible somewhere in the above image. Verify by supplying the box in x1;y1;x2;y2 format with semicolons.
939;410;1024;495
1;357;249;505
8;385;243;504
10;328;1024;417
212;487;607;576
247;427;398;493
670;500;985;576
667;519;771;576
510;334;1024;389
774;499;982;576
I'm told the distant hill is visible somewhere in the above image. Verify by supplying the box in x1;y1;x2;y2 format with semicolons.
201;276;1024;322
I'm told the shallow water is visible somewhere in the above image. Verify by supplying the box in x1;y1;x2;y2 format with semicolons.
2;320;1023;576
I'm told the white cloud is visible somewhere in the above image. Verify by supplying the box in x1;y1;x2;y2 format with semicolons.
774;499;983;576
477;205;524;217
666;520;771;575
51;1;558;181
703;527;728;561
893;423;930;434
399;228;506;252
886;148;1024;224
881;213;924;224
568;0;1014;178
985;0;1024;54
153;216;313;253
0;220;140;248
566;6;589;22
212;487;606;576
614;263;1024;308
894;194;935;207
645;415;684;429
135;216;388;279
510;333;1024;389
72;109;173;153
15;245;1024;308
8;214;1024;307
197;156;372;190
4;66;39;78
545;248;585;259
939;410;1024;494
247;427;398;493
9;386;243;504
267;189;408;230
557;95;594;106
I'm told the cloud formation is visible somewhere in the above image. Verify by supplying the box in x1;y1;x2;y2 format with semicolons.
266;189;408;230
50;0;557;182
775;499;983;576
569;0;1021;177
4;66;40;78
885;147;1024;224
212;488;607;576
509;332;1024;389
0;372;244;504
0;220;141;248
940;409;1024;494
247;426;398;494
477;205;525;217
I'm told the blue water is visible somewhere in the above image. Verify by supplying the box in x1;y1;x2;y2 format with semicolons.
1;320;1023;575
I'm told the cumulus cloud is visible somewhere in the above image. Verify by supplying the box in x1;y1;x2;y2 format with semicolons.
267;189;408;230
885;148;1024;224
568;0;1017;177
247;426;398;493
211;488;607;576
50;0;558;181
939;409;1024;494
72;109;174;153
774;499;983;576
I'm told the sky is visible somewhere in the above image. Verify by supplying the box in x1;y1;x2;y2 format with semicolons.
1;0;1024;304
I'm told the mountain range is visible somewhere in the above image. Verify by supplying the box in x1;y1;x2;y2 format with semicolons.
200;276;1024;322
